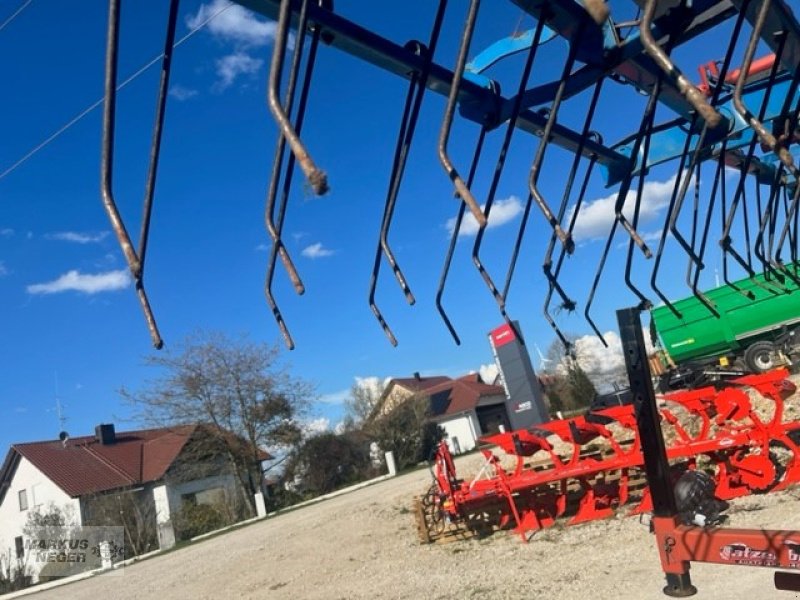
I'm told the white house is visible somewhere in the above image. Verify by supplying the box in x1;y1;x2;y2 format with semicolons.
0;423;268;583
377;373;510;454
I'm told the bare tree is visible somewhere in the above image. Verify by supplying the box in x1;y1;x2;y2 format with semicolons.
343;378;386;429
122;331;313;510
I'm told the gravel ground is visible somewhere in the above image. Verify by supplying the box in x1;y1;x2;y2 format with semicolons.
25;452;800;600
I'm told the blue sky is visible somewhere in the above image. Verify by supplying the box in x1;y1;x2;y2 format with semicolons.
0;0;772;445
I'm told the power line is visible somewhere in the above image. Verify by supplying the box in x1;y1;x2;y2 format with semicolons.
0;0;33;33
0;1;234;182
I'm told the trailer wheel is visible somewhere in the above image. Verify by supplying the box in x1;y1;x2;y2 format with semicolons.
744;341;777;373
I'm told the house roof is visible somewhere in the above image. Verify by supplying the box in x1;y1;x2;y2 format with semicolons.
389;376;451;394
0;424;271;500
423;375;505;418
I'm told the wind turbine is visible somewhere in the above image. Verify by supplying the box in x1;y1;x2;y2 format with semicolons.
534;344;552;372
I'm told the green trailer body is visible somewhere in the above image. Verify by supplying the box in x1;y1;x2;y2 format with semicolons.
651;268;800;364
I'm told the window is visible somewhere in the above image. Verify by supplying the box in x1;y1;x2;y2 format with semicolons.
14;536;23;560
18;489;28;511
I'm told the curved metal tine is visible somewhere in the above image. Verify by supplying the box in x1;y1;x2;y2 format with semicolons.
733;0;797;174
268;0;328;196
265;2;320;350
265;0;313;301
639;0;723;130
623;98;656;310
719;167;758;299
752;173;778;279
368;70;421;347
435;127;488;345
722;37;786;292
472;16;548;316
658;8;747;306
528;29;582;255
437;0;486;229
690;146;727;312
100;0;163;349
543;153;597;345
138;0;179;271
369;2;449;345
650;120;695;317
585;64;667;344
775;180;800;272
541;81;605;315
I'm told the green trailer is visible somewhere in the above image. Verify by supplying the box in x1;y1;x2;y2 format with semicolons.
651;266;800;377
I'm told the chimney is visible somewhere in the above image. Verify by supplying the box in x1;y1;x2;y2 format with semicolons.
95;423;116;445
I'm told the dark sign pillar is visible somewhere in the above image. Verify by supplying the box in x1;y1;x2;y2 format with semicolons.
489;321;550;429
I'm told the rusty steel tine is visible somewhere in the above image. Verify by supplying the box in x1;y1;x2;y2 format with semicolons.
688;150;724;317
437;0;486;230
265;0;320;350
651;124;695;317
722;31;786;275
733;0;797;174
473;16;547;316
540;82;605;315
138;0;179;270
662;8;746;301
528;32;582;256
368;70;420;347
640;0;722;130
268;0;328;196
719;168;757;299
101;0;162;349
585;59;669;345
623;98;656;311
436;127;488;345
543;152;598;345
775;180;800;269
369;2;448;345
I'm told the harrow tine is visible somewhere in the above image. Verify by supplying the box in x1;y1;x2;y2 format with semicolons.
540;81;605;343
623;123;654;311
527;28;582;256
733;0;797;174
268;0;328;197
437;0;486;230
472;15;548;317
654;7;746;317
586;51;672;342
100;0;172;350
435;127;488;345
639;0;723;130
139;0;179;272
721;36;787;295
265;0;320;350
689;148;727;316
369;1;449;345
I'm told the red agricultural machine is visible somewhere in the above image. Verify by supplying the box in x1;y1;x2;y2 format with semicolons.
97;0;800;595
416;368;799;543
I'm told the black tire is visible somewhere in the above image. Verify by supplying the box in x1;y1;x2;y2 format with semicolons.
744;340;777;373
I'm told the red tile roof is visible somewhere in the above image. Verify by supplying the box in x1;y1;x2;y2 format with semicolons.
423;377;505;417
0;424;268;500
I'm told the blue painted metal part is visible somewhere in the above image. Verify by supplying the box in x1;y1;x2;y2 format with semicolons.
604;74;800;185
465;27;559;75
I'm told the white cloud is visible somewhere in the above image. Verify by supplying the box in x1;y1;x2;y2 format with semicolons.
169;85;198;101
214;51;263;90
186;0;277;47
571;174;681;242
573;331;626;376
301;242;334;259
446;195;523;237
318;388;350;404
46;231;109;244
255;243;269;252
302;417;330;438
27;269;131;295
0;228;13;237
478;363;500;385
